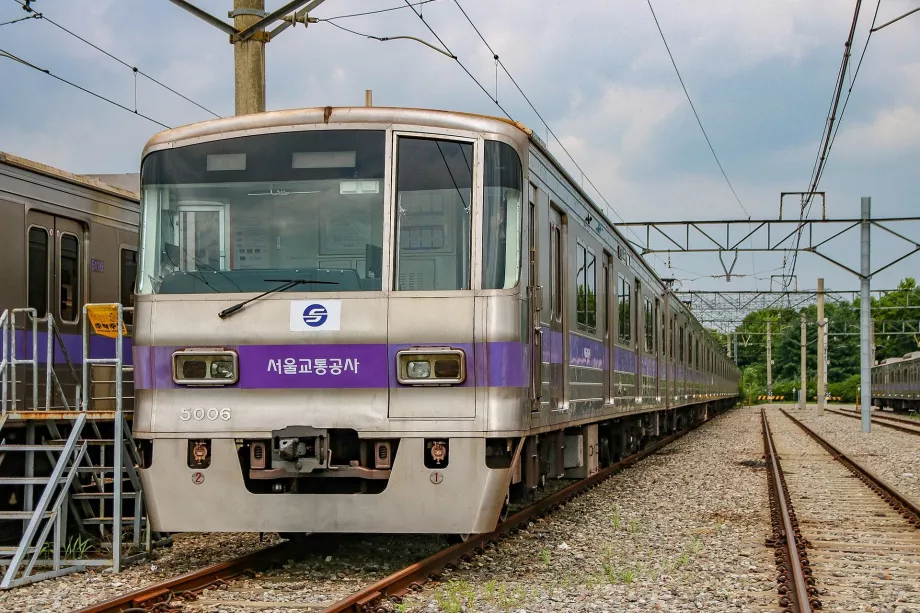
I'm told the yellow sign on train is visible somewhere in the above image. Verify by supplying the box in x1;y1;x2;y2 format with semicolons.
86;304;128;339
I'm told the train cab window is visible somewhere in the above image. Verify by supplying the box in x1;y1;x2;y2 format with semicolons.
59;233;80;322
120;248;138;325
617;275;631;344
575;242;596;332
396;137;473;291
482;140;522;289
27;227;49;318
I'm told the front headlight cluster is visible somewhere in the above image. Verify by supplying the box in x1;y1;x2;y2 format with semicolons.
173;349;239;385
397;348;466;385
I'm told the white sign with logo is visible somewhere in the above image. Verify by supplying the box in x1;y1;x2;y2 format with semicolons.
290;300;342;331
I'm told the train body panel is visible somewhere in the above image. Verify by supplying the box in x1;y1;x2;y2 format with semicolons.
872;353;920;411
132;107;739;534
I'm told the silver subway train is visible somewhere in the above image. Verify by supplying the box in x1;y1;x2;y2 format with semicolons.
133;107;740;536
872;352;920;411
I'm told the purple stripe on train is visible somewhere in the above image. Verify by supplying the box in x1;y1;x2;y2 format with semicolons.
134;341;527;390
13;330;133;366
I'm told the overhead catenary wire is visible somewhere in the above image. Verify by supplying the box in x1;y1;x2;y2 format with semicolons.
645;0;750;220
320;0;439;21
0;47;171;129
9;0;221;118
785;0;871;287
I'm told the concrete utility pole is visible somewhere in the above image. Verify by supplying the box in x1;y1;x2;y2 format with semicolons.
860;197;872;432
733;333;739;365
800;312;807;409
817;278;825;415
167;0;327;116
766;320;773;398
233;0;267;115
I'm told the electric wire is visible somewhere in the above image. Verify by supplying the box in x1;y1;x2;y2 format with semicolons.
10;0;220;118
0;47;171;129
645;0;749;219
320;0;439;21
785;0;871;287
0;11;36;26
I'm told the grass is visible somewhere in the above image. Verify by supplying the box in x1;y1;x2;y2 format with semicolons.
627;519;641;534
539;548;551;566
610;509;621;530
434;580;475;613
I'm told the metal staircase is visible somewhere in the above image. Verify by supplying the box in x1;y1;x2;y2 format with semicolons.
0;305;158;588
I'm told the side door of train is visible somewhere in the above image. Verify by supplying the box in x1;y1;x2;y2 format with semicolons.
546;206;568;412
26;210;85;336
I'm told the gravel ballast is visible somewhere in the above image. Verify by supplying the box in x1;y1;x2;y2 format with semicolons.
401;406;777;613
788;405;920;505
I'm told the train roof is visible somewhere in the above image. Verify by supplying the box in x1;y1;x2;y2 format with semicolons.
0;151;139;201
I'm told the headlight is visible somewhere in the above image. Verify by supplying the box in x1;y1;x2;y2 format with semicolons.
407;361;431;379
396;348;465;385
173;349;238;385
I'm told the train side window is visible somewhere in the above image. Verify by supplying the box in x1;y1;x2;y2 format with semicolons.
575;242;596;332
617;275;630;344
120;248;138;325
653;298;660;354
27;227;49;318
644;296;653;352
678;325;684;364
551;225;563;319
482;140;523;289
59;233;80;322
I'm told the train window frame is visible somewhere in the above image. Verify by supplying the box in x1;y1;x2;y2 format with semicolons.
551;221;563;321
119;247;138;325
27;225;51;319
575;240;596;333
58;231;81;324
482;139;523;290
678;325;684;365
617;274;631;345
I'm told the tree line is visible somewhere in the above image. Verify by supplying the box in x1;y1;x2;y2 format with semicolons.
723;278;920;402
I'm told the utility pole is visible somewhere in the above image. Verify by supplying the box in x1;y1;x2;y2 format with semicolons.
234;0;267;115
860;197;872;432
817;278;825;415
800;312;807;409
766;319;773;398
733;332;739;365
167;0;326;115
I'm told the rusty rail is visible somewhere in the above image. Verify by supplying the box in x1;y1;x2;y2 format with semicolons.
761;409;816;613
72;542;295;613
72;408;729;613
781;409;920;524
828;408;920;436
322;416;719;613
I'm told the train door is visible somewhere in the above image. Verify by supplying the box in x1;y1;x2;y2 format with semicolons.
528;186;542;413
603;253;613;404
654;297;661;401
633;280;642;402
23;211;85;408
548;206;567;411
25;211;85;334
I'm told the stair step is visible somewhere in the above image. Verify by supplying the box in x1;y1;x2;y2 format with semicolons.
76;466;118;473
0;511;53;520
0;444;67;452
0;477;58;485
0;546;36;556
81;516;146;525
48;439;116;446
71;492;137;500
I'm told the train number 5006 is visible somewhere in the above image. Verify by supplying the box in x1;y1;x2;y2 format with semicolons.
180;408;232;421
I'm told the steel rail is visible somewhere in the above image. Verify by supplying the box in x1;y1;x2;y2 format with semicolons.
761;409;815;613
830;407;920;435
321;413;726;613
780;409;920;524
72;541;296;613
72;407;731;613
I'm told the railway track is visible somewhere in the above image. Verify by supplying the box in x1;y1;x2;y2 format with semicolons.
762;407;920;612
73;414;721;613
828;407;920;436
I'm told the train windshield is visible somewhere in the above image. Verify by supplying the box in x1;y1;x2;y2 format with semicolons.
137;130;386;294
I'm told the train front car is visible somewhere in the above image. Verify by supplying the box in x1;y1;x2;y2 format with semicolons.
133;108;528;535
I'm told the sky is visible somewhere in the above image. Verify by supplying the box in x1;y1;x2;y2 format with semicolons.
1;0;919;300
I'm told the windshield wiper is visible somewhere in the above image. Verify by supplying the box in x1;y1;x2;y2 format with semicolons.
218;278;339;319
